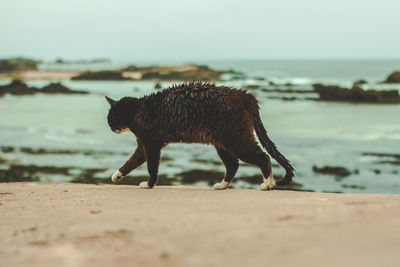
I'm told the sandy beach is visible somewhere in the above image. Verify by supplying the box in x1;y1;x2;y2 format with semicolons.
1;182;399;267
0;71;80;80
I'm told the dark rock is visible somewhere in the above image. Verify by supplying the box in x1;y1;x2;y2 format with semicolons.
71;71;130;80
154;81;162;89
230;75;247;80
267;96;301;101
261;88;314;94
245;85;261;90
341;184;365;190
362;152;400;165
18;146;129;156
0;80;37;96
0;80;88;97
353;79;368;86
54;58;111;64
41;83;87;94
373;169;381;174
1;146;15;153
0;58;38;73
383;71;400;83
55;58;65;64
0;164;71;182
312;165;352;177
362;152;400;159
176;169;224;186
281;97;297;101
313;83;400;103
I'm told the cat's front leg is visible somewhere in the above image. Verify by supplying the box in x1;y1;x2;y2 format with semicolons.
111;141;146;183
111;170;124;182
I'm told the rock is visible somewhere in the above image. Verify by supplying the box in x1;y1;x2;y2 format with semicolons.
261;88;314;94
313;83;400;103
383;71;400;83
230;75;247;80
312;166;352;177
120;64;230;81
0;80;37;96
123;65;140;71
55;58;65;64
54;58;111;64
41;83;88;94
353;79;368;86
245;85;261;90
0;58;38;73
71;71;130;80
154;81;162;89
0;80;88;97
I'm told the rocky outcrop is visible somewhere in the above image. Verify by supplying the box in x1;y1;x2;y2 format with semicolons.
71;71;130;80
0;80;37;96
0;80;88;97
353;79;368;86
41;83;87;94
54;58;111;64
313;84;400;103
0;58;38;73
70;65;232;81
121;64;233;81
312;166;352;178
383;71;400;83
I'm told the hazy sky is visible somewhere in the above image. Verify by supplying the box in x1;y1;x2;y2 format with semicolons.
1;0;400;60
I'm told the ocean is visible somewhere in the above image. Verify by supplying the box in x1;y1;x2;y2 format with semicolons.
1;59;400;193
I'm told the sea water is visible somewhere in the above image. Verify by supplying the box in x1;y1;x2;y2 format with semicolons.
1;60;399;193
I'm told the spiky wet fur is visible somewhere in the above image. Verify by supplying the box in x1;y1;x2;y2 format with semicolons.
106;81;294;188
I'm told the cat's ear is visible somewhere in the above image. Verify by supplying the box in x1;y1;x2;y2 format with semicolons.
105;96;116;106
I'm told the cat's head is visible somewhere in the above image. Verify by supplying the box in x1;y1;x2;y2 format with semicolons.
105;96;131;134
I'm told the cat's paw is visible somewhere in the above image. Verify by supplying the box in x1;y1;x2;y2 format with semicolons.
139;181;151;189
213;180;230;190
111;170;124;183
260;175;275;191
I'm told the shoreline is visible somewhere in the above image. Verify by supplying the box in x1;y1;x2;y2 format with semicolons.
1;182;399;267
0;71;79;80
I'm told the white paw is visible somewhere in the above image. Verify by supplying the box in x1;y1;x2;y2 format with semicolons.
111;170;124;183
260;174;275;191
139;181;151;189
213;180;230;190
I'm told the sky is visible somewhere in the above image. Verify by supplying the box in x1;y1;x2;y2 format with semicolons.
1;0;400;61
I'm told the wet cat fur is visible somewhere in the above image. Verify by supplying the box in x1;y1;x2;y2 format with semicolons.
106;81;294;189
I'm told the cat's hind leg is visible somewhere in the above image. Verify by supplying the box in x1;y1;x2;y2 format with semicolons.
224;136;275;191
213;147;239;190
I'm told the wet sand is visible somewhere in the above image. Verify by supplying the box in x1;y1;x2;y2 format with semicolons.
0;182;399;267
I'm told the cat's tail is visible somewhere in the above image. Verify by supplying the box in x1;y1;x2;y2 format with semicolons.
247;95;295;186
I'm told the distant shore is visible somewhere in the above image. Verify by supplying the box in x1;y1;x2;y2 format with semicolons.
1;182;399;267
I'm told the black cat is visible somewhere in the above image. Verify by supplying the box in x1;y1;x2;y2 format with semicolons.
106;81;294;190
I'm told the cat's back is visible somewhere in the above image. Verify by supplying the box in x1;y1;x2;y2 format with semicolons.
145;81;251;110
141;81;253;125
137;82;258;142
